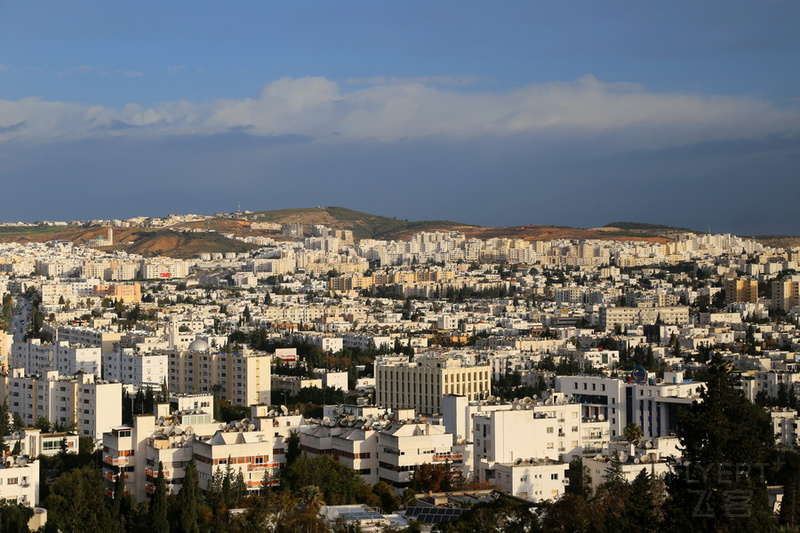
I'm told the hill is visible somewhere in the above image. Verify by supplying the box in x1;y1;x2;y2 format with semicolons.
2;209;795;257
0;225;257;258
247;206;411;240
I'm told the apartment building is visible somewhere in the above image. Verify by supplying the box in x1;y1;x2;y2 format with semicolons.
0;369;122;442
55;325;125;355
375;355;491;415
168;341;271;406
103;405;306;502
772;277;800;312
472;399;582;483
103;347;168;387
140;259;189;280
93;282;142;304
724;276;759;304
556;372;703;439
11;338;101;378
599;305;690;330
271;375;323;398
340;333;391;352
489;459;569;502
0;331;12;374
0;457;39;507
377;422;454;491
7;428;79;457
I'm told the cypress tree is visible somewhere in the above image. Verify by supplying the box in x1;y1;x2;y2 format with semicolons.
151;462;169;533
664;354;776;531
178;459;200;533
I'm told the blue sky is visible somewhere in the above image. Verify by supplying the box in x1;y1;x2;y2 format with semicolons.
1;1;798;234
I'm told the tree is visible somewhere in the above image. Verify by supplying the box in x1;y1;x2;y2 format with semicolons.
281;455;367;506
566;458;592;499
623;422;643;445
35;415;51;433
624;468;663;532
441;495;540;533
151;462;169;533
45;465;114;533
0;400;9;455
664;354;777;531
0;501;34;533
178;459;201;533
286;430;301;467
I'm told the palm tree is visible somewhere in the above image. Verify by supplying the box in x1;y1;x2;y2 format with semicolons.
623;422;643;445
298;485;325;511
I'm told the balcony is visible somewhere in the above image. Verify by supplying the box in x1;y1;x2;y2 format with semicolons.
433;453;463;462
249;461;280;470
145;467;171;478
103;455;129;467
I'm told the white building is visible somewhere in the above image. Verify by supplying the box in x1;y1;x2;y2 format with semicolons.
472;397;583;484
103;404;307;503
489;459;569;502
103;347;168;387
0;369;122;442
0;457;39;506
11;338;101;378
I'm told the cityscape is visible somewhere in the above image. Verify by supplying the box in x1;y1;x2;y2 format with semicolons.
0;208;798;530
1;2;799;532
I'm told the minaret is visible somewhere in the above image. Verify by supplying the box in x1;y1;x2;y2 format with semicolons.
107;227;113;245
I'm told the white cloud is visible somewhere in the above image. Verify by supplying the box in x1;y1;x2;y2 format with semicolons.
346;75;480;86
0;75;797;147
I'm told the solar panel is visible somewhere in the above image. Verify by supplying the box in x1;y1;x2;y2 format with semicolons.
404;507;466;524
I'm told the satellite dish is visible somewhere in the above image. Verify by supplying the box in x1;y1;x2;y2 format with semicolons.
646;441;653;448
634;457;641;464
641;455;650;463
619;453;628;463
598;414;605;421
487;395;496;402
280;405;288;415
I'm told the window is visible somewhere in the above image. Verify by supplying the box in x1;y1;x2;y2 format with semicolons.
551;473;559;480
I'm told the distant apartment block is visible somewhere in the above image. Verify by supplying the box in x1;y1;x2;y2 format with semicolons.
168;340;271;406
724;276;759;304
375;355;491;415
599;305;689;330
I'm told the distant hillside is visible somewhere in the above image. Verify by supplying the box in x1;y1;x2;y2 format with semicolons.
123;230;258;258
602;222;694;232
0;225;257;258
3;209;794;256
749;236;800;249
247;206;414;239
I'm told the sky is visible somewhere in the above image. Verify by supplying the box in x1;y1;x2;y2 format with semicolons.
0;1;798;235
